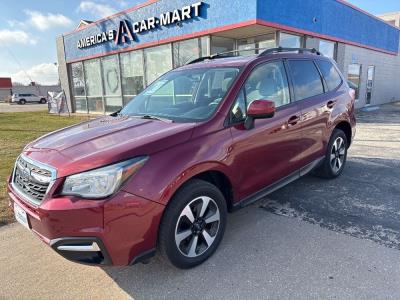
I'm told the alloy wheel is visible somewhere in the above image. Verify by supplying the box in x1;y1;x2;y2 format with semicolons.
330;136;346;173
175;196;220;258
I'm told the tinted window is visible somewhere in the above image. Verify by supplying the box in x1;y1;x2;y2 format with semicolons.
288;60;324;101
316;60;342;91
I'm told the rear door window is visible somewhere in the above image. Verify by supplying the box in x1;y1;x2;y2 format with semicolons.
288;60;324;101
316;60;342;91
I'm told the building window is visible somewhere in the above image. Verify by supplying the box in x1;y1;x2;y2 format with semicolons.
70;62;87;113
210;36;235;55
319;40;336;59
101;55;122;113
120;50;144;106
173;38;202;67
279;32;301;48
200;36;210;57
347;64;362;100
84;59;104;113
237;33;276;56
144;44;173;85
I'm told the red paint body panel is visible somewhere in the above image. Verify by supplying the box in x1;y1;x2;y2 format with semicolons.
7;53;356;266
8;177;164;266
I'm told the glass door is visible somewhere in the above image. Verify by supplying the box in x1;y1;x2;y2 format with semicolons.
366;66;375;105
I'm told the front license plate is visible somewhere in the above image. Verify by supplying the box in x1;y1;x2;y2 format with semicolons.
14;203;30;230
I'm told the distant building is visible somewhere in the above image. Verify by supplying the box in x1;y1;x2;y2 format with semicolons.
12;85;62;98
0;78;12;102
0;78;61;102
378;12;400;28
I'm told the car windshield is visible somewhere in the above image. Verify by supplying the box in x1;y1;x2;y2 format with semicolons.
120;67;240;122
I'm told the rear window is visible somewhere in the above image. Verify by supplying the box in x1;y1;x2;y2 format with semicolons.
316;60;342;91
288;60;324;101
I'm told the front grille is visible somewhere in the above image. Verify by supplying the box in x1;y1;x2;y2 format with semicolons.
13;156;54;205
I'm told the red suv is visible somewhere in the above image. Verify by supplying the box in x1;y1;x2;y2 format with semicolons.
8;48;356;269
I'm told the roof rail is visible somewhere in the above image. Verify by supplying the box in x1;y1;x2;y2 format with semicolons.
186;47;271;65
186;47;322;65
259;47;321;56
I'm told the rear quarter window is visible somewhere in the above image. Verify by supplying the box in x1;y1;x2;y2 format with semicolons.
316;60;342;91
287;60;324;101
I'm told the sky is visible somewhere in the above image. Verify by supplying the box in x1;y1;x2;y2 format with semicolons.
0;0;399;85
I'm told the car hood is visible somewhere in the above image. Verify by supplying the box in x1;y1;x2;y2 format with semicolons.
23;115;196;178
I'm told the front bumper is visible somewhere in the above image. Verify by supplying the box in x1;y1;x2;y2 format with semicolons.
8;181;165;266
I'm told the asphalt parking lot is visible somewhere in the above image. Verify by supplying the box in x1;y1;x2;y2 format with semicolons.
0;102;48;113
0;102;400;299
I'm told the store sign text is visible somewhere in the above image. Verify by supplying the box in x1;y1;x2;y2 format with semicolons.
77;2;204;49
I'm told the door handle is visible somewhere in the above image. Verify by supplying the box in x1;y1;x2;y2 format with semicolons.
327;100;337;109
287;115;300;126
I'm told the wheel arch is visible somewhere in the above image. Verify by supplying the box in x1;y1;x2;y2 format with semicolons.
161;164;236;213
334;121;352;147
190;170;234;212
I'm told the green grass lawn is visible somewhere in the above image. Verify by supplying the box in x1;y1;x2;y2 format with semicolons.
0;111;88;226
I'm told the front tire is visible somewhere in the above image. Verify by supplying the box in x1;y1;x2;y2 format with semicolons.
159;179;227;269
315;129;348;178
18;99;26;105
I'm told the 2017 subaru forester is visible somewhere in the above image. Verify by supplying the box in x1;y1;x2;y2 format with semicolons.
8;47;356;269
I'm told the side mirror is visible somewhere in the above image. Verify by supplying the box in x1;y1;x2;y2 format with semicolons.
244;100;276;130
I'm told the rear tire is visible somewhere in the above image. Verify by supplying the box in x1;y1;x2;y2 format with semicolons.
39;98;46;104
19;99;26;105
159;179;227;269
315;129;348;179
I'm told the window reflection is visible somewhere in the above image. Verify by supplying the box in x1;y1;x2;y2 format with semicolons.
279;33;301;48
173;38;202;67
237;33;276;56
84;59;104;113
319;40;336;59
145;44;173;85
348;64;362;99
120;51;144;105
70;62;87;113
288;60;324;101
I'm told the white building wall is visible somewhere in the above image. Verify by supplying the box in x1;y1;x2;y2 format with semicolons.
337;44;400;108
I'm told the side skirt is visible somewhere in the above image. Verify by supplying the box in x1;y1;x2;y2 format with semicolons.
233;157;324;210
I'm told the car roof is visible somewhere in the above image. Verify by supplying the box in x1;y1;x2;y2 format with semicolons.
176;51;331;71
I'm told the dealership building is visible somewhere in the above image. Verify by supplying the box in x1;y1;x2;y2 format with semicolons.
56;0;400;114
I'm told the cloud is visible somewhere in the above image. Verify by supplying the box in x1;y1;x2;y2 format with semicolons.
11;63;59;85
24;10;73;31
114;0;130;8
77;1;117;19
0;29;37;45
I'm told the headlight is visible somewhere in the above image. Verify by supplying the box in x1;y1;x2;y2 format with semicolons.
61;156;148;199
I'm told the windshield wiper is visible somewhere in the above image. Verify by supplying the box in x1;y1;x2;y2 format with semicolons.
135;114;174;123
